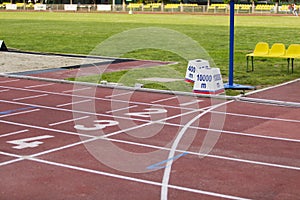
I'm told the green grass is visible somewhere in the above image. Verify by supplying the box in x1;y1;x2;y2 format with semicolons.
1;12;300;94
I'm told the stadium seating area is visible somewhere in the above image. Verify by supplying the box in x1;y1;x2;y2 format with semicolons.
246;42;300;73
0;2;297;14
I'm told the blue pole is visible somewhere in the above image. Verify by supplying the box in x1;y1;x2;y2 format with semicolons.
229;0;234;86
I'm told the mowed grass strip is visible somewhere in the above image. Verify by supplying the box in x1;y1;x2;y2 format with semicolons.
1;12;300;93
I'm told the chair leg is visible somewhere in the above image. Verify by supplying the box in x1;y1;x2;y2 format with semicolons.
246;56;249;72
287;58;290;73
251;56;254;71
292;58;294;73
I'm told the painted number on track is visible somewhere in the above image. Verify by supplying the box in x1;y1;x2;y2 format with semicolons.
124;108;167;118
7;135;54;149
74;120;119;131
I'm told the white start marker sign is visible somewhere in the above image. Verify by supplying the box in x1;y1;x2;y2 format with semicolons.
193;67;225;95
185;59;224;95
185;59;210;83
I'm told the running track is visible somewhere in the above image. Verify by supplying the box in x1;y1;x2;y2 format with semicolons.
0;75;300;200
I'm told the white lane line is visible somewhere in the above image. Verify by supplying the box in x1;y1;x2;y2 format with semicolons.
103;137;300;171
180;100;203;106
30;158;249;200
49;116;90;126
56;99;92;108
161;100;231;200
0;98;151;124
25;83;56;89
10;81;297;122
1;98;300;144
167;121;300;144
0;79;20;84
0;158;24;167
0;151;22;158
13;94;48;101
212;110;300;123
0;119;94;138
106;105;138;114
29;109;204;158
105;91;134;98
151;96;177;104
0;109;40;118
0;85;195;111
0;89;9;93
0;129;29;138
63;87;92;93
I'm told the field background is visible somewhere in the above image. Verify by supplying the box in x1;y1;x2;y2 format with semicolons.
1;12;300;94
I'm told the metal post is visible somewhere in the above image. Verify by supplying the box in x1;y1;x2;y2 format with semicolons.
229;0;234;86
224;0;255;90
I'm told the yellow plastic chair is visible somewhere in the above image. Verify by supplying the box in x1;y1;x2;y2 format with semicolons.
281;44;300;73
267;43;286;57
246;42;269;71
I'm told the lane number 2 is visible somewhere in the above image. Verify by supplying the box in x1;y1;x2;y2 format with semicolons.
124;108;167;118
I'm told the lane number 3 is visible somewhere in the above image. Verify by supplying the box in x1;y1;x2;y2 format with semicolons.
74;120;119;131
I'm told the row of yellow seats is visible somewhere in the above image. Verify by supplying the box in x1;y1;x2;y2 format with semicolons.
127;3;142;8
143;3;161;9
235;4;251;10
164;4;180;9
209;4;227;8
0;2;35;8
255;4;274;10
246;42;300;73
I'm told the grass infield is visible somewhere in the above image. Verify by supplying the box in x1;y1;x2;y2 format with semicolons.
1;12;300;94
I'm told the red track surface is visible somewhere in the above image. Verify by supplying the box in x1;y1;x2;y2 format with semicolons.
30;60;172;79
0;76;300;200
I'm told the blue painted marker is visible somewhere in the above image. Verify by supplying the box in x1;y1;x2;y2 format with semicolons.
147;152;188;170
0;106;37;115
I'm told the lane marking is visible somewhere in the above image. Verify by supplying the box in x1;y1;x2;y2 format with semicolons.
63;87;91;93
7;135;54;149
0;79;20;84
0;151;23;158
212;110;300;124
124;108;167;118
0;158;24;167
106;105;138;114
0;89;9;93
147;152;188;170
151;96;177;104
25;83;56;89
0;109;40;118
31;109;204;158
180;100;203;106
30;158;250;200
159;121;300;144
29;137;96;158
105;91;133;98
0;85;196;111
102;137;300;171
56;99;92;108
161;100;231;200
0;119;95;138
1;98;299;144
49;116;90;126
0;106;38;115
13;94;48;101
0;129;29;138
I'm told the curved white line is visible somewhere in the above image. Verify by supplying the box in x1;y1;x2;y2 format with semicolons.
160;100;232;200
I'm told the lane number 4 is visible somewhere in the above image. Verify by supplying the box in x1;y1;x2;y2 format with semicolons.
7;135;54;150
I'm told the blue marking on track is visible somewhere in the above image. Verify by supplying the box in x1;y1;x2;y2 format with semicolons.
146;152;189;170
0;106;37;115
